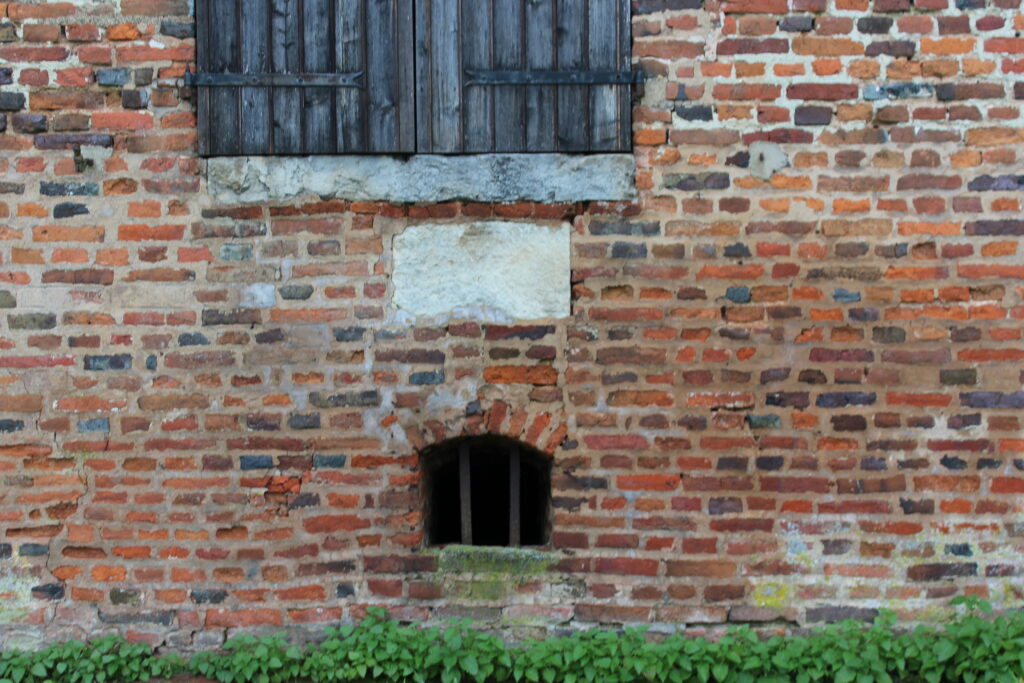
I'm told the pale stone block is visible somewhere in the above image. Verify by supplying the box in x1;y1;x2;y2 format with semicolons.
392;221;570;321
207;154;635;204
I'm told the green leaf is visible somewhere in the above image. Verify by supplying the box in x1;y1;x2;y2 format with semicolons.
935;639;957;663
835;668;855;683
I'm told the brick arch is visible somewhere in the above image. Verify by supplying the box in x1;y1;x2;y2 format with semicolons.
400;400;569;457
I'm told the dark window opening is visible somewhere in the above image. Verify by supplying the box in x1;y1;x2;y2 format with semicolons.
424;436;550;547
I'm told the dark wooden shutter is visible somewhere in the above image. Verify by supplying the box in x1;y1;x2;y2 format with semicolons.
415;0;636;154
194;0;415;156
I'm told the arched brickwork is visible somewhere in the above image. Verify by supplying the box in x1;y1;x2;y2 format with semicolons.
401;400;569;458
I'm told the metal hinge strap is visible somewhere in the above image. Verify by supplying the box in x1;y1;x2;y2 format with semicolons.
185;72;363;88
465;69;645;86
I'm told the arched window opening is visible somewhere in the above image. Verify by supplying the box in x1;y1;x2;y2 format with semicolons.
423;436;550;547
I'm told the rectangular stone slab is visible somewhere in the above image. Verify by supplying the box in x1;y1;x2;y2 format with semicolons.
392;221;570;321
206;153;636;204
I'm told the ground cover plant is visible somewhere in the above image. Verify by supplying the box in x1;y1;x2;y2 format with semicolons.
1;598;1021;683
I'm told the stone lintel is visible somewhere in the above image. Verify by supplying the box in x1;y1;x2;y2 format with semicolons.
206;154;636;204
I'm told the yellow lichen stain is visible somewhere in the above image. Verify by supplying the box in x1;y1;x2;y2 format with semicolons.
1000;580;1024;608
752;582;792;609
0;557;33;625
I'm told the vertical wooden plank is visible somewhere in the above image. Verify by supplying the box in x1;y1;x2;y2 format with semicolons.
366;0;413;152
417;0;462;153
241;0;271;155
460;0;493;152
196;0;211;156
208;0;241;155
271;0;302;154
414;0;432;152
556;0;588;152
509;445;521;547
459;443;473;545
525;0;555;152
494;0;525;152
617;0;632;151
394;1;416;152
335;0;365;152
588;0;619;151
366;0;392;151
303;0;334;153
435;0;462;153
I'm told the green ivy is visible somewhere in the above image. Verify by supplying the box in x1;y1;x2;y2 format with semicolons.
1;601;1022;683
0;634;182;683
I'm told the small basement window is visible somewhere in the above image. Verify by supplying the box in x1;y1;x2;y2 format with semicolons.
424;436;550;547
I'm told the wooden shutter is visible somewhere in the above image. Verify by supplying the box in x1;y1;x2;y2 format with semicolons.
415;0;636;154
194;0;415;156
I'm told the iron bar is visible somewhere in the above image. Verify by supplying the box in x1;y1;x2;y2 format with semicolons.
186;71;363;88
465;69;643;86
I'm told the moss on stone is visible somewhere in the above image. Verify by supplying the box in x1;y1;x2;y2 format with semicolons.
430;546;557;602
434;545;555;576
448;579;510;601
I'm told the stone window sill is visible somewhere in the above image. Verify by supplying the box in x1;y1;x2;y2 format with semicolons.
205;154;636;205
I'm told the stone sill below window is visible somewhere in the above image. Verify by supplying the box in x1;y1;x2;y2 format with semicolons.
204;153;636;205
428;545;557;575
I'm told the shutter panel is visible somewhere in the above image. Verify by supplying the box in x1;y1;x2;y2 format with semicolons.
241;0;271;155
193;0;415;155
460;2;493;152
493;1;525;152
303;0;334;153
201;0;241;156
415;0;463;153
556;0;587;152
270;0;301;154
525;0;556;152
588;0;628;151
363;1;417;153
415;0;636;154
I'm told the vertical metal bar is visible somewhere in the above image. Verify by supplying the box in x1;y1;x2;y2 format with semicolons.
459;442;473;545
509;445;521;547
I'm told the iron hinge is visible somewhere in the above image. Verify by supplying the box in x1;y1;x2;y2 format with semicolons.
185;71;363;88
465;69;645;86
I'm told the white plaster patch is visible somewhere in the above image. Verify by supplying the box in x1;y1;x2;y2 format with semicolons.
242;283;277;308
206;154;636;204
392;221;570;321
748;141;790;181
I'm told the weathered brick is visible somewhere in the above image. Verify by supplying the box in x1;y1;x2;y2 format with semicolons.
0;0;1020;644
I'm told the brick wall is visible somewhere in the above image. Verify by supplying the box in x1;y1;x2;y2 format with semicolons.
2;0;1024;648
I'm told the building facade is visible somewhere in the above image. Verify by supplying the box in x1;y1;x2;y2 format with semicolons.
1;0;1023;650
